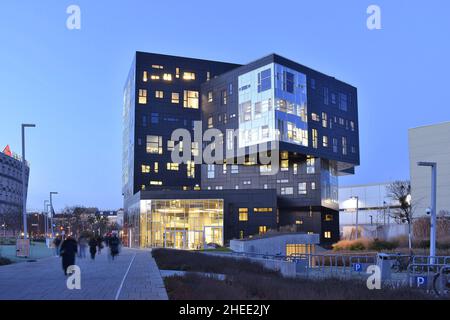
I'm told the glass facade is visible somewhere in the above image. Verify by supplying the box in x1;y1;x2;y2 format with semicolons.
238;63;308;148
137;199;224;249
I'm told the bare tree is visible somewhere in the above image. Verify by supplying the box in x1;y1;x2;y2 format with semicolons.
386;180;414;253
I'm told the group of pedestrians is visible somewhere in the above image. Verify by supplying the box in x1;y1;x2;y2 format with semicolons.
53;232;121;275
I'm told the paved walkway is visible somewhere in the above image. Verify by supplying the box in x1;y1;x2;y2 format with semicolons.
0;248;168;300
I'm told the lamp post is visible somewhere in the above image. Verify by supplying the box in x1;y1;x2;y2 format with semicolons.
50;192;58;238
44;200;49;238
21;124;36;239
417;161;437;261
351;196;359;240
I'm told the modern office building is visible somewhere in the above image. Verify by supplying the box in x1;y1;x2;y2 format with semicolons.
0;145;30;236
123;52;359;249
409;122;450;217
339;182;404;240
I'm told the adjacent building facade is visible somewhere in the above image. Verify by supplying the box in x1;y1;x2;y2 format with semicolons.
409;122;450;217
0;145;29;236
123;52;359;250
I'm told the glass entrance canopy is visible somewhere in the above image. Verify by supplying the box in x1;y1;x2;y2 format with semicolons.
139;199;224;250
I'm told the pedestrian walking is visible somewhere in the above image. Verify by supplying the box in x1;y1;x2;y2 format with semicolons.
78;236;87;258
88;237;97;260
109;233;121;261
53;236;62;256
96;235;103;254
60;236;78;276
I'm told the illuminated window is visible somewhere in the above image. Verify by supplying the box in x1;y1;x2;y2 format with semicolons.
231;165;239;174
150;180;162;186
254;208;273;213
280;151;288;160
183;72;196;80
166;163;179;171
298;182;307;195
141;185;146;190
163;73;172;81
223;164;227;174
171;92;180;104
260;164;272;174
221;89;227;105
154;162;159;173
295;220;303;225
175;67;180;78
281;187;293;195
350;121;355;131
167;140;175;151
146;135;162;154
150;75;160;80
240;230;244;239
138;89;147;104
259;226;267;235
322;112;328;128
239;208;248;221
324;231;332;239
194;184;201;190
152;65;163;69
293;163;298;175
342;137;347;155
207;116;213;128
311;182;316;190
312;129;318;149
207;164;215;178
155;90;164;98
141;165;150;173
143;71;148;82
306;156;315;174
207;91;213;102
311;113;320;122
325;214;333;221
187;161;195;178
323;135;328;147
191;142;199;157
206;71;211;81
183;90;199;109
281;160;289;171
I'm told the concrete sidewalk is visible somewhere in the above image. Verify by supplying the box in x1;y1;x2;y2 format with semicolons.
0;248;168;300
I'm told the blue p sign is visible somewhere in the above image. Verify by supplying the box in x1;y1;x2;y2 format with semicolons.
353;263;362;272
415;276;427;288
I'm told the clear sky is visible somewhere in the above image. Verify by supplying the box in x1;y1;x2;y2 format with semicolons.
1;0;449;211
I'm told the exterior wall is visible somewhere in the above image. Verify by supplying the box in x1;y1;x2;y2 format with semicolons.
409;122;450;217
230;233;319;256
0;151;29;235
126;52;240;199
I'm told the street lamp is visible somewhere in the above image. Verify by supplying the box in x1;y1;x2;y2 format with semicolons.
417;161;437;261
44;200;49;238
351;196;359;240
21;123;36;239
50;191;58;238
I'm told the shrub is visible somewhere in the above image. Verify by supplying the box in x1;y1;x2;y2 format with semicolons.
332;238;371;251
369;239;399;251
0;256;13;266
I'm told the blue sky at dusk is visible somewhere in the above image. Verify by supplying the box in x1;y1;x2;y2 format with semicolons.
1;0;449;211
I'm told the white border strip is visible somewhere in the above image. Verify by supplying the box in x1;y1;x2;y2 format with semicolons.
115;253;136;300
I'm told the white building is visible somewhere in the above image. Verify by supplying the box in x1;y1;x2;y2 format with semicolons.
409;122;450;217
339;182;405;240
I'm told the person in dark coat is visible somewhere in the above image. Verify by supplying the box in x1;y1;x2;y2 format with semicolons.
109;234;121;260
96;235;103;254
60;236;78;276
88;237;97;260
